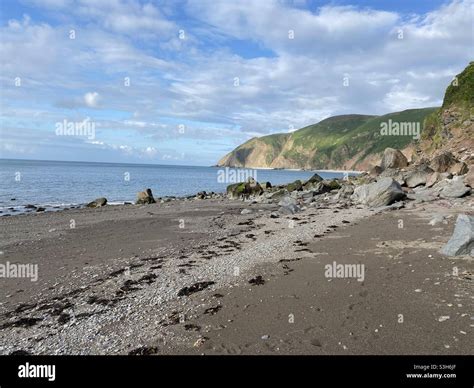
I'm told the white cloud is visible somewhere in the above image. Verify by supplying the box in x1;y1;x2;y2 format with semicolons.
74;0;176;38
84;92;100;108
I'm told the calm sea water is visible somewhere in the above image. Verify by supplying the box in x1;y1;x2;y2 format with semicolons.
0;159;351;215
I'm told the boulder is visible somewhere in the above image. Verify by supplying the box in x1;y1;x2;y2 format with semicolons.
87;197;107;208
265;189;286;201
307;173;324;183
278;196;301;214
439;177;471;198
278;196;299;207
430;152;457;173
405;165;435;188
226;179;263;199
425;172;440;188
334;184;354;200
440;214;474;256
303;173;323;189
406;191;438;203
136;189;156;204
286;180;303;192
324;179;341;190
380;148;408;170
246;177;263;196
227;182;246;199
379;168;406;186
351;178;406;207
351;173;376;186
260;181;272;190
369;165;383;177
463;167;474;187
449;162;468;176
310;179;341;195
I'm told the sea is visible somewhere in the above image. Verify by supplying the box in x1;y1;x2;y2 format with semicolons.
0;159;355;216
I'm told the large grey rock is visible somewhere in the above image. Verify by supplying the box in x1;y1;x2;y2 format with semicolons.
351;178;406;207
381;148;408;170
405;165;435;188
278;196;301;214
430;152;457;173
441;214;474;256
439;177;471;198
87;197;107;208
265;189;286;201
379;168;406;186
278;196;298;207
425;172;440;188
334;184;354;200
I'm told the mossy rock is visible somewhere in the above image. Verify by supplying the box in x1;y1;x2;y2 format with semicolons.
226;181;263;199
323;179;341;190
286;180;303;192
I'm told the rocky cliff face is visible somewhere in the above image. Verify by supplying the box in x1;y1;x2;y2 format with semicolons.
415;62;474;166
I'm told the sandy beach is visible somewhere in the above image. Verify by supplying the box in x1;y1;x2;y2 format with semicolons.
0;191;472;355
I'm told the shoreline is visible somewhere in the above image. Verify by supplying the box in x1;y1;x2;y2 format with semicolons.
0;168;359;217
0;189;472;354
216;165;363;174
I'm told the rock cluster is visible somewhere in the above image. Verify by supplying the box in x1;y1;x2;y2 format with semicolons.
370;150;472;204
222;147;473;257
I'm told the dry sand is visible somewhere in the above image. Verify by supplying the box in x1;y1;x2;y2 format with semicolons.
0;196;472;355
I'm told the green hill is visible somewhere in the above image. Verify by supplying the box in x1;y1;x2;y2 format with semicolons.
218;108;437;170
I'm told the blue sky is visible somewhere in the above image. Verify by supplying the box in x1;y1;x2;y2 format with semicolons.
0;0;472;165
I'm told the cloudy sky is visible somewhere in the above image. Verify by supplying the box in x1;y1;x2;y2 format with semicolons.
0;0;472;165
